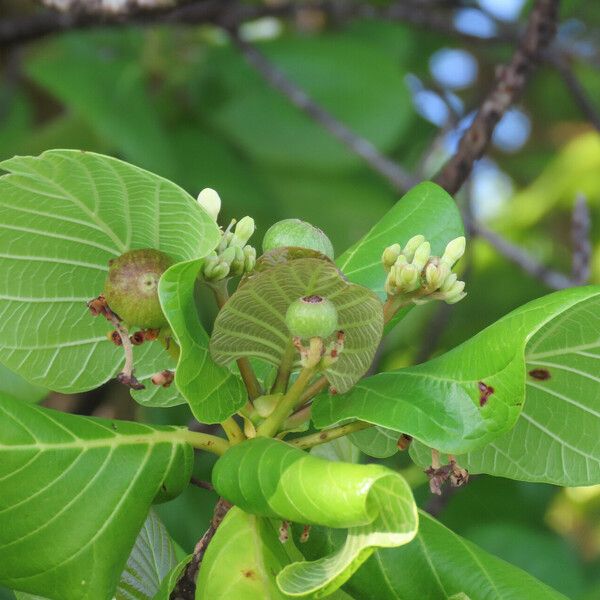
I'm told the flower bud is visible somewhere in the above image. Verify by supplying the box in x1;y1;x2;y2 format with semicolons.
243;245;256;273
382;244;401;271
441;236;466;266
232;216;255;247
197;188;221;221
440;272;457;293
228;245;247;277
411;241;431;271
401;235;425;261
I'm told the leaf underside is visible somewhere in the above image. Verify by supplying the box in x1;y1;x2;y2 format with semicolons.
0;149;220;393
314;286;600;456
210;257;383;394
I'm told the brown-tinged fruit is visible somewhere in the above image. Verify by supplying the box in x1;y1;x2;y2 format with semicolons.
103;248;173;329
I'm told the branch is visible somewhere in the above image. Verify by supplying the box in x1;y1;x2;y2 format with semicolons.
434;0;560;195
229;30;418;192
571;193;592;285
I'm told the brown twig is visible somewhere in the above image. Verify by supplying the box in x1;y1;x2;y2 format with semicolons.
189;477;214;491
434;0;560;195
170;498;232;599
571;193;592;285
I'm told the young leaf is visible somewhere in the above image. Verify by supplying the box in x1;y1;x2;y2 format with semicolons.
210;257;383;394
0;365;47;404
0;395;193;600
195;507;295;599
152;554;192;600
437;288;600;485
349;426;400;459
313;286;600;455
344;511;566;599
116;510;178;600
0;150;220;393
337;181;463;299
158;259;246;423
211;437;417;597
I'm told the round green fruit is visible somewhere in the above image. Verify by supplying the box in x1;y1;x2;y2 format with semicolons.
262;219;334;260
103;248;174;328
285;295;339;339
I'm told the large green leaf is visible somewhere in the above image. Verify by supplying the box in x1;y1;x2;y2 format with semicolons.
116;510;177;600
196;506;295;600
211;438;417;598
0;150;220;393
455;288;600;485
152;554;191;600
0;395;193;600
344;511;566;600
337;182;463;299
314;287;600;455
210;258;383;394
158;259;246;423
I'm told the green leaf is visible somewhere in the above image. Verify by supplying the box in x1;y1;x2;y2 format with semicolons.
211;437;417;598
0;365;47;404
456;287;600;485
349;426;399;459
0;149;220;393
344;511;566;600
210;257;383;394
152;554;192;600
336;182;463;299
116;510;178;600
196;506;295;599
314;286;600;455
158;258;246;423
0;394;193;600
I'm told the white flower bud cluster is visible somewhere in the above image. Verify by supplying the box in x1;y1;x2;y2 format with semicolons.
383;235;466;305
197;188;257;282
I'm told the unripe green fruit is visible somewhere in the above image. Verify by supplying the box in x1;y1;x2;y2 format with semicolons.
103;249;173;328
285;295;338;339
262;219;334;260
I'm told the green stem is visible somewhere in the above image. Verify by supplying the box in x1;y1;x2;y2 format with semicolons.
271;341;296;394
290;421;373;450
176;429;230;456
221;417;245;445
257;366;316;437
282;404;312;431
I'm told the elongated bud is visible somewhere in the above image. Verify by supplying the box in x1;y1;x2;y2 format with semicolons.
444;280;466;304
382;244;401;270
441;236;466;266
232;216;255;247
440;272;457;293
411;241;431;271
197;188;221;221
402;235;425;261
243;245;256;273
228;245;247;276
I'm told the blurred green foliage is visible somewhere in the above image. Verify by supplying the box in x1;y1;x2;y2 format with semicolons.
2;3;600;597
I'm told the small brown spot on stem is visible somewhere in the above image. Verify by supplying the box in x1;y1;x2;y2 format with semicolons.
478;381;494;406
528;368;551;381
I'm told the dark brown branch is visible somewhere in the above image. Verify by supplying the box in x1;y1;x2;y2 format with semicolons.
434;0;560;195
571;194;592;285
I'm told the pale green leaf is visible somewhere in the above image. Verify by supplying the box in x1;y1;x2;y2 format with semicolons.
344;511;566;600
210;258;383;394
116;510;177;600
0;150;220;393
314;287;600;455
212;437;417;598
196;507;294;599
349;426;399;459
0;395;193;600
158;259;246;423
